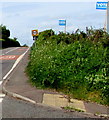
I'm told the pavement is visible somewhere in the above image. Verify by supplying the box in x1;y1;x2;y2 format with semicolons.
2;50;109;118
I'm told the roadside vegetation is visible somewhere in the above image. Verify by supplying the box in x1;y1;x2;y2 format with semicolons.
0;24;20;48
27;28;109;106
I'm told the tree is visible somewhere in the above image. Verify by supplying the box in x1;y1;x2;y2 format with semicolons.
0;25;10;40
0;24;21;48
13;37;17;41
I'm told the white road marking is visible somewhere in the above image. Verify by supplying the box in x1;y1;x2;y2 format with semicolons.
0;81;2;85
3;47;30;80
0;94;5;103
0;94;5;98
0;55;19;60
2;47;19;55
0;98;3;103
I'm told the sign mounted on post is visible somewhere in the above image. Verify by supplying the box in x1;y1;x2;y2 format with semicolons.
32;30;38;40
59;20;66;26
96;2;108;10
32;30;38;36
59;19;66;33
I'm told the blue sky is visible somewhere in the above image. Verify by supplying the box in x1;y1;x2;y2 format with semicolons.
1;1;107;46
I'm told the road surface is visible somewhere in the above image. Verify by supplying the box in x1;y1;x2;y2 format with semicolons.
0;47;29;79
0;47;29;118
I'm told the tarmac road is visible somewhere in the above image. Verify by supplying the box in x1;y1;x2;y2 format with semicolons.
0;47;29;118
0;47;29;79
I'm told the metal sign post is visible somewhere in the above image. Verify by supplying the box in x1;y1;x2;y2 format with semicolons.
59;20;66;33
107;1;109;33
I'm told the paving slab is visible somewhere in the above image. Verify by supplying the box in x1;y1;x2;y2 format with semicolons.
42;93;86;112
43;94;68;108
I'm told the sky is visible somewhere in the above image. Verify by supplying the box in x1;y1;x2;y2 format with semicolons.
1;0;108;46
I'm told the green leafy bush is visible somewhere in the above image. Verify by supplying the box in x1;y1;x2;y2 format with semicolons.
27;28;109;105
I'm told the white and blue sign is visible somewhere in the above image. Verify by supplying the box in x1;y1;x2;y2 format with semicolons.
59;20;66;26
96;2;108;10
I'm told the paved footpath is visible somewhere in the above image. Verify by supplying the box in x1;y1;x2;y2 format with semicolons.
2;49;109;118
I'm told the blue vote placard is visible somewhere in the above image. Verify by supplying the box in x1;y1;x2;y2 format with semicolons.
59;20;66;26
96;2;108;10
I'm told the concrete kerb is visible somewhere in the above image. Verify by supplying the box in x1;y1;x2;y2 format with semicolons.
2;79;93;117
37;102;95;117
2;78;65;112
2;77;37;105
2;86;36;104
2;78;109;118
